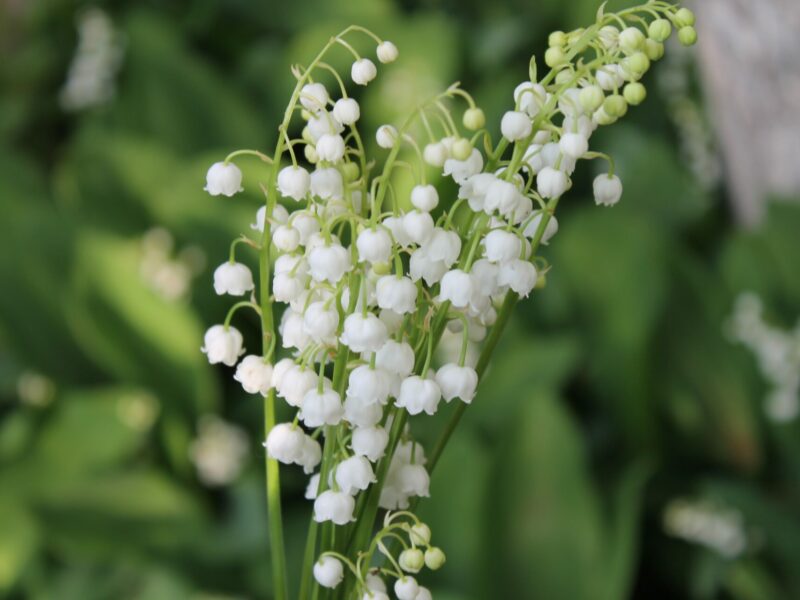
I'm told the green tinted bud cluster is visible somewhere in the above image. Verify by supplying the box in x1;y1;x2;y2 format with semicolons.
622;52;650;79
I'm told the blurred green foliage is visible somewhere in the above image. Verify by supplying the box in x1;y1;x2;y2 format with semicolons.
2;0;800;599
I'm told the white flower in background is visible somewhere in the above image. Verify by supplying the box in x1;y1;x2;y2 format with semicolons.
376;40;399;63
376;124;398;148
139;227;204;302
593;173;623;206
313;555;344;588
205;162;243;197
351;58;377;85
190;416;248;486
213;261;254;296
663;498;748;559
201;325;244;366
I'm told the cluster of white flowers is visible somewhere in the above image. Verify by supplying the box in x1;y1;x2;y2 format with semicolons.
189;415;249;486
728;293;800;422
198;7;695;598
663;498;748;559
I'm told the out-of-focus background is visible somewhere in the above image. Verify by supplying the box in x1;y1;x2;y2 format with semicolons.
2;0;799;598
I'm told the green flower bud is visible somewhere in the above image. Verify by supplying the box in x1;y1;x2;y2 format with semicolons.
372;261;391;275
544;46;566;68
623;82;647;106
451;138;472;161
301;126;314;144
548;30;567;47
399;548;425;573
554;69;573;85
623;52;650;77
304;144;319;164
603;94;628;118
645;39;665;61
300;109;313;121
674;7;696;27
535;272;547;289
424;547;446;570
409;523;431;546
342;162;360;182
463;107;486;131
567;28;585;44
593;107;617;126
619;27;645;54
678;26;697;47
579;85;605;113
648;18;672;42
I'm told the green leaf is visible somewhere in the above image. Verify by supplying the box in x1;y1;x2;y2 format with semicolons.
0;498;39;594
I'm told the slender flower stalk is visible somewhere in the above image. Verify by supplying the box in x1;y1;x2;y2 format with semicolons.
199;4;697;598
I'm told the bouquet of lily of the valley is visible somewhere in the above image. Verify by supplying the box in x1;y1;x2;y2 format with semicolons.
199;3;698;598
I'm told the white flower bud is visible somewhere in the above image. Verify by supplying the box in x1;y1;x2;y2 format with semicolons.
483;178;522;217
399;548;424;573
424;547;446;570
315;133;346;163
277;364;317;407
619;26;646;53
308;243;351;283
301;388;343;428
310;167;344;200
376;275;417;314
423;141;448;167
375;124;398;149
213;261;254;296
514;81;548;117
341;313;388;353
439;269;473;308
351;58;378;85
303;301;339;342
332;97;360;125
536;166;569;199
501;110;533;141
366;573;387;594
596;64;625;91
314;489;355;524
402;210;435;246
361;591;389;600
313;555;343;589
344;393;384;428
204;161;243;197
409;523;431;545
335;455;376;495
264;422;305;464
398;463;430;497
300;82;329;112
436;363;478;403
273;272;306;303
280;308;310;351
351;426;389;461
376;40;399;63
443;149;484;184
299;435;322;474
593;173;623;206
375;340;415;377
410;184;439;212
357;227;393;264
201;325;244;366
305;473;321;500
524;211;558;244
394;576;420;600
559;132;589;159
272;225;301;252
498;259;538;297
307;109;343;141
397;376;441;416
347;365;390;405
277;165;310;201
415;586;434;600
234;355;273;395
270;358;295;390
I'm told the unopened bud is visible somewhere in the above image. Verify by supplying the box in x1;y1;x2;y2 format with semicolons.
399;548;425;573
678;26;697;47
342;162;360;182
424;547;446;570
623;52;650;77
548;30;567;47
451;138;472;161
304;144;319;164
674;8;696;28
579;85;605;113
603;94;628;118
648;18;672;42
645;39;665;61
409;523;431;545
623;82;646;106
619;27;645;54
544;46;566;68
463;107;486;131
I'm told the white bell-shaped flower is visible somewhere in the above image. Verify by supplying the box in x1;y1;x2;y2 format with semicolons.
277;364;317;407
310;167;344;200
409;248;448;286
334;455;376;495
357;227;393;264
314;489;355;525
204;162;243;196
410;184;439;212
375;275;417;315
443;148;483;184
340;313;388;353
273;272;306;303
347;365;391;405
436;363;478;403
398;463;430;497
397;375;441;416
234;355;273;395
299;82;329;112
514;81;548;117
596;64;625;91
439;269;474;308
366;573;387;594
313;555;344;589
483;230;522;264
301;388;343;428
201;325;244;366
362;592;389;600
382;215;412;247
376;40;399;63
277;165;310;201
303;301;339;342
307;109;344;141
308;243;351;283
500;110;532;141
351;58;377;85
305;473;321;500
394;577;420;600
423;141;449;167
299;435;322;474
316;133;346;163
424;228;461;266
524;211;559;244
375;124;398;149
272;225;301;252
402;210;434;246
280;308;310;351
264;423;305;464
375;339;415;377
536;166;569;199
498;259;538;297
351;426;389;461
559;132;589;159
270;358;295;390
344;393;384;428
593;173;623;206
333;97;360;125
483;178;521;217
415;586;433;600
459;172;496;212
213;261;254;296
541;142;576;174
